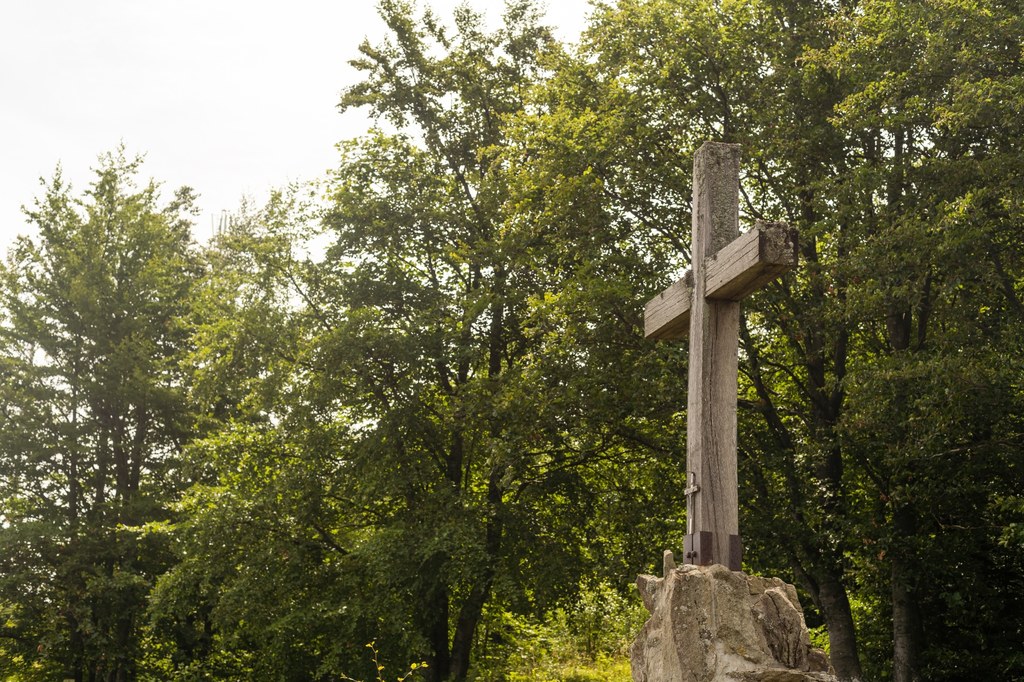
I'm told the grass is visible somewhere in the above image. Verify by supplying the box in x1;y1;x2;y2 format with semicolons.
507;654;632;682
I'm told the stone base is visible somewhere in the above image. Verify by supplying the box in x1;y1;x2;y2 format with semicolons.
630;556;835;682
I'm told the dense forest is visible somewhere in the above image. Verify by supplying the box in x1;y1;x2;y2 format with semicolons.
2;0;1023;680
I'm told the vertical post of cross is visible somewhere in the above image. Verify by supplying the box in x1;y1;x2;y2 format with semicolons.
644;141;797;572
685;141;742;570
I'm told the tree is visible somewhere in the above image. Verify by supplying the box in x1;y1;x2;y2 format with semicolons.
150;3;692;680
506;0;1024;679
145;190;359;681
817;2;1024;679
0;151;200;681
506;1;865;677
6;2;1020;680
315;2;686;678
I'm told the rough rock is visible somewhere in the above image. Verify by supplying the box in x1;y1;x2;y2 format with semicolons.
631;558;835;682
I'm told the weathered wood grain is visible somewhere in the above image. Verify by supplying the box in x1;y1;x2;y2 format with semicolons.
686;141;742;570
644;271;693;340
705;221;797;301
643;142;798;572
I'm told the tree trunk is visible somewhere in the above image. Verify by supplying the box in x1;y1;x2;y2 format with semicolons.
128;404;148;498
67;611;85;682
448;574;493;682
818;574;863;681
891;505;923;682
448;471;503;681
742;317;862;680
793;558;862;682
420;553;451;682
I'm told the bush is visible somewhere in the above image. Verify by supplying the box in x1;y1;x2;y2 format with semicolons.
472;580;645;682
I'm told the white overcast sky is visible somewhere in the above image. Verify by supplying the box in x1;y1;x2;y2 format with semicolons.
0;1;591;251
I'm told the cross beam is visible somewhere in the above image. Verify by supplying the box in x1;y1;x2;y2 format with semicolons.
644;142;797;570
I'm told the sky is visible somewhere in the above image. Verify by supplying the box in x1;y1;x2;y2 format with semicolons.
0;1;592;251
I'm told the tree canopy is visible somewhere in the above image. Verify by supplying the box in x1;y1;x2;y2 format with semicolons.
2;1;1023;681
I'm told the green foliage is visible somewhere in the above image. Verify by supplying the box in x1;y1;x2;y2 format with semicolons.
472;581;642;682
0;149;201;680
339;642;429;682
3;1;1024;681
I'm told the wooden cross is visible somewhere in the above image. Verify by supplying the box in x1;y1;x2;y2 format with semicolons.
644;142;797;571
